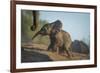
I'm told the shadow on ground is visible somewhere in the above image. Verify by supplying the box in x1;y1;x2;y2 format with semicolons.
21;48;53;63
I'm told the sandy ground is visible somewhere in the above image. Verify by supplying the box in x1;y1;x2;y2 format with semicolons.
21;43;89;63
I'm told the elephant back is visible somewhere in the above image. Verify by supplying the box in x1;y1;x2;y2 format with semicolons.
62;30;72;49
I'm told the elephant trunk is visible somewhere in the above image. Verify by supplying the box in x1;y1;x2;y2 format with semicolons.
32;31;40;40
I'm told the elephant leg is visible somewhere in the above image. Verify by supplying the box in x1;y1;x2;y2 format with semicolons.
52;44;58;53
48;43;56;52
60;47;65;55
47;44;53;51
65;49;72;58
55;45;64;55
48;36;56;51
56;47;60;54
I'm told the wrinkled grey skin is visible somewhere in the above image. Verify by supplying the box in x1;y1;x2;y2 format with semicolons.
32;20;72;57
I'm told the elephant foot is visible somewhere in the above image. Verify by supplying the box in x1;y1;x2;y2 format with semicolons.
64;50;73;58
47;48;55;52
67;54;73;59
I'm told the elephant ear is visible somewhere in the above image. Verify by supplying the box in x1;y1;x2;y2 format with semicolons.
52;20;62;33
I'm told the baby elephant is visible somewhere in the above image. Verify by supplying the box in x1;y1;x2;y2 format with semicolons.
32;20;72;58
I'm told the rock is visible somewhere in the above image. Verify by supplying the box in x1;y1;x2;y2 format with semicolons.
71;40;89;54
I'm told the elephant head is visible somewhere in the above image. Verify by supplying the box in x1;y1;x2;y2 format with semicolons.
32;20;62;40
